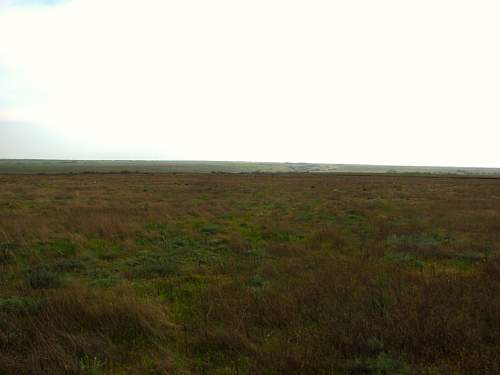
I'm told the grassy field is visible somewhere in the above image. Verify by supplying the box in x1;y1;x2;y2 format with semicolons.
0;173;499;374
1;159;500;175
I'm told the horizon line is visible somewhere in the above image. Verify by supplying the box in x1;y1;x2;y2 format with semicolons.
0;158;499;170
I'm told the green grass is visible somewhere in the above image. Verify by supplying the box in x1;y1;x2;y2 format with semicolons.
0;173;499;374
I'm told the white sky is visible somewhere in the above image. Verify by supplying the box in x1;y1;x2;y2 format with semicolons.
0;0;499;166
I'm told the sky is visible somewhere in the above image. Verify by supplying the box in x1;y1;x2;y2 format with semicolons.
0;0;499;167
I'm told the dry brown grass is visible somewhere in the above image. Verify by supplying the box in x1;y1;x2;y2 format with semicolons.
0;173;499;374
0;283;173;374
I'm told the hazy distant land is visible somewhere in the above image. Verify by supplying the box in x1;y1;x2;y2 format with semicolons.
0;159;499;175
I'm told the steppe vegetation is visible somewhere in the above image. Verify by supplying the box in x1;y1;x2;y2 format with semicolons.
0;173;499;374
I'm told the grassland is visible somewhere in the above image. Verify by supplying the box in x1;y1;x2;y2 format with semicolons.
0;173;499;374
1;159;499;175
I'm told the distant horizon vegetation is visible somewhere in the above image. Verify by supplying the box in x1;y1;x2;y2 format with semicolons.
0;159;499;175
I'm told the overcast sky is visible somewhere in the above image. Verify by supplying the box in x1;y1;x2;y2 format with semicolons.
0;0;499;166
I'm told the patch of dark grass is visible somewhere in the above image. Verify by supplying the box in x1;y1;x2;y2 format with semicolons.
454;251;487;262
35;239;76;257
183;255;500;374
0;296;40;315
386;232;450;248
85;239;121;260
247;274;269;290
383;252;424;268
351;352;411;374
86;268;121;288
199;223;220;235
50;258;86;273
122;252;179;279
0;242;18;264
25;264;61;289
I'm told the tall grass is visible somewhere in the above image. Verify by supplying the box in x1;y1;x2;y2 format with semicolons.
0;173;499;373
0;284;173;374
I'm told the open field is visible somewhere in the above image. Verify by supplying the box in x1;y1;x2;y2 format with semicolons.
1;159;500;175
1;173;499;374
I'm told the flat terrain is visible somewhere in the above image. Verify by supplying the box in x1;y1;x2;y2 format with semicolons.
1;159;500;175
0;173;499;374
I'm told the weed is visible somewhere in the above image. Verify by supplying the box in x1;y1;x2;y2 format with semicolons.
79;356;106;375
